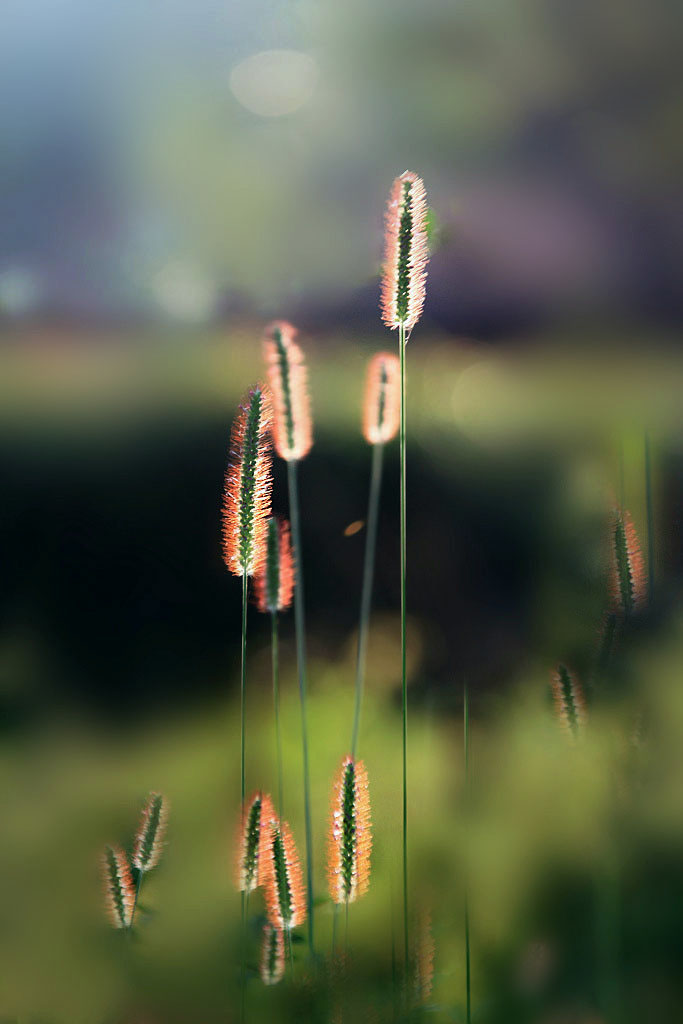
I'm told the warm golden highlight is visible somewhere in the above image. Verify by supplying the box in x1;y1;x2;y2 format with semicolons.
260;813;307;930
362;351;400;444
381;171;429;333
551;665;587;738
235;791;273;893
609;508;647;615
263;321;313;462
327;755;372;905
221;384;273;577
255;517;295;614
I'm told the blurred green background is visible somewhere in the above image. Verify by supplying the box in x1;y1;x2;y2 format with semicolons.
1;0;682;1021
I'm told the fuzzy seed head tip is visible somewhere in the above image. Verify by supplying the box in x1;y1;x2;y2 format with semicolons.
132;791;169;874
261;813;306;930
327;755;372;905
363;351;400;444
263;321;313;462
381;171;429;334
101;845;136;929
222;384;273;577
609;507;647;615
255;517;295;613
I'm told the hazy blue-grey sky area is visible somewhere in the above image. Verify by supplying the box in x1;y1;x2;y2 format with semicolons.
1;0;680;331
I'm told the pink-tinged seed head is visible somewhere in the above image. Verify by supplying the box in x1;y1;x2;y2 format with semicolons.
101;845;136;929
263;321;313;461
362;352;400;444
381;171;429;334
327;755;372;905
255;517;295;614
221;384;273;577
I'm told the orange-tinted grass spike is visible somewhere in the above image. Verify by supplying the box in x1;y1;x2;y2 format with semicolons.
260;813;306;930
132;791;168;874
255;517;295;613
263;321;313;461
362;352;400;444
260;924;285;985
101;845;136;929
609;507;647;615
327;755;372;905
221;384;273;577
381;171;429;334
550;665;587;739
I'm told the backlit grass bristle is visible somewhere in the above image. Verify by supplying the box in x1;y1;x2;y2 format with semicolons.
362;352;400;444
221;384;273;577
414;910;435;1004
327;755;372;905
609;507;647;615
263;321;313;462
132;791;168;874
260;924;285;986
101;844;135;929
255;517;295;613
260;814;306;930
551;664;587;738
235;791;272;893
381;171;429;334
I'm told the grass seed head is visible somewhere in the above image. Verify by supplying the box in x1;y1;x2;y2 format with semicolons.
255;517;295;613
235;791;272;892
263;321;313;462
132;791;168;874
260;924;285;985
260;813;306;930
609;507;647;616
362;352;400;444
381;171;429;333
101;844;136;929
327;755;372;905
414;909;435;1004
222;384;273;577
551;664;587;739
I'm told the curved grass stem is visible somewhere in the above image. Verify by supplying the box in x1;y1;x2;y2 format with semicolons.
351;441;385;759
287;458;315;955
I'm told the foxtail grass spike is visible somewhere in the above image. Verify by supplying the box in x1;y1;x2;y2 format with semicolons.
551;664;587;738
609;508;647;616
327;756;372;905
263;321;313;462
260;924;285;985
255;517;295;613
132;791;168;874
102;845;135;929
381;171;429;334
235;792;272;893
363;352;400;445
222;384;273;577
414;910;435;1004
261;813;307;931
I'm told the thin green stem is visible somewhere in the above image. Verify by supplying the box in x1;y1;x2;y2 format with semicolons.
399;321;409;975
241;570;247;808
464;682;471;1024
644;432;655;599
287;458;315;955
331;902;340;954
272;612;284;817
351;441;385;759
128;868;143;931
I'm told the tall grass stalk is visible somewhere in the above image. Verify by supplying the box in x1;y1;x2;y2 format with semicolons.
464;682;471;1024
271;612;284;817
351;440;384;758
287;458;314;953
644;432;655;597
398;319;409;973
